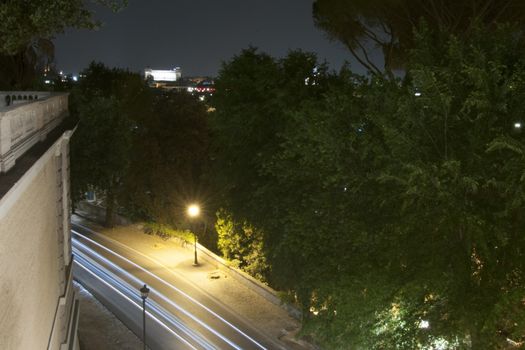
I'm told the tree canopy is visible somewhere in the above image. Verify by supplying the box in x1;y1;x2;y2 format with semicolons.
312;0;525;73
70;62;211;228
0;0;126;54
211;25;525;348
122;90;210;226
0;0;126;89
70;62;146;226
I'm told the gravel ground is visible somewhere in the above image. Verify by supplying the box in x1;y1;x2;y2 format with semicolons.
75;281;146;350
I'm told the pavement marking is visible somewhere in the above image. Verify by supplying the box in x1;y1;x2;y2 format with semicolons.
73;229;268;350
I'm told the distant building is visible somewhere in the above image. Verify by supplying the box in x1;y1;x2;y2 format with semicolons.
0;92;79;349
144;67;182;82
193;79;215;94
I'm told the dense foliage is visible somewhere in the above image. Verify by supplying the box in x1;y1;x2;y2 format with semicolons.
70;63;148;226
0;0;125;89
70;63;210;227
312;0;525;73
211;26;525;349
122;90;210;225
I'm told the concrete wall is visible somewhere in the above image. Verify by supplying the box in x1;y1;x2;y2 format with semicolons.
0;131;78;350
0;91;51;108
0;93;68;173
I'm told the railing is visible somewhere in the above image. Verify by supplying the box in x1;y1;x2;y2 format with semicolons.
0;91;51;108
0;92;68;173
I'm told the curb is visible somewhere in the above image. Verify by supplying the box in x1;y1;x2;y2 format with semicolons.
192;240;303;320
73;204;303;321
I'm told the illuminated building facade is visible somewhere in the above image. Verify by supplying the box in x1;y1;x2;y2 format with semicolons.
144;67;182;82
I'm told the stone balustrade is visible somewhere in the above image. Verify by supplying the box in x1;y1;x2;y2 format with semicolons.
0;92;69;173
0;91;51;108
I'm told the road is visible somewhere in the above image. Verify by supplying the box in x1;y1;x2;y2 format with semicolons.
72;222;288;350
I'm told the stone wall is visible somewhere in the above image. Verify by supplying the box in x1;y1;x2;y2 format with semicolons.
0;129;78;349
0;91;51;108
0;93;68;173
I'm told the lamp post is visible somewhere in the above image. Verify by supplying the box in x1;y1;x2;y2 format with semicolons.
187;204;200;266
140;284;150;350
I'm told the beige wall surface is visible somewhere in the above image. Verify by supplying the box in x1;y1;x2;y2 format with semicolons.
0;150;62;349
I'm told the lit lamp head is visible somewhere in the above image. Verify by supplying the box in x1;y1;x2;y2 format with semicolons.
187;204;200;218
140;284;150;300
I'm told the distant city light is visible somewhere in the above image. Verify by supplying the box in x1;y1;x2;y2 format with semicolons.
414;92;422;97
72;75;78;82
514;122;521;129
144;67;181;82
44;80;51;84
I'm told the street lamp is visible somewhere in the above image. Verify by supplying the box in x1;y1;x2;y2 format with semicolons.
187;204;200;266
140;284;150;350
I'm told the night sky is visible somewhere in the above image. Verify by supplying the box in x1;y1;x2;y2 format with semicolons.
54;0;355;77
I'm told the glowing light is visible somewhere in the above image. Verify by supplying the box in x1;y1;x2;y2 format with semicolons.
419;320;430;329
72;227;268;349
515;122;522;129
144;68;181;82
414;92;422;97
187;204;200;218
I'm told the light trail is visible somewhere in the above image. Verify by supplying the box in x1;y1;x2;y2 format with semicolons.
74;240;238;349
74;252;216;350
72;224;268;350
74;259;199;350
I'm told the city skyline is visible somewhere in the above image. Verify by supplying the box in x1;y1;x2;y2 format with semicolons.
54;0;357;77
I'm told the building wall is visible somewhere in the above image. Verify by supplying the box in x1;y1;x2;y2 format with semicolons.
0;130;77;349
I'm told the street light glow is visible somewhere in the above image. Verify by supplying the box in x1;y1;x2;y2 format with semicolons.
187;204;200;218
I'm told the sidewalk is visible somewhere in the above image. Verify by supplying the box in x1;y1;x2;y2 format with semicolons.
72;213;315;350
75;281;146;350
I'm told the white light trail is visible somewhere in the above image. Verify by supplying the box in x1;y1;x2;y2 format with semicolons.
73;240;239;350
72;224;268;350
75;252;215;349
75;259;199;350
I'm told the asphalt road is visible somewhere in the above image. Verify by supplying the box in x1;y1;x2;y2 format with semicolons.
72;222;288;350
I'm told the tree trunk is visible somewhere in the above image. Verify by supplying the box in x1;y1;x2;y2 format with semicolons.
105;188;116;228
469;324;483;350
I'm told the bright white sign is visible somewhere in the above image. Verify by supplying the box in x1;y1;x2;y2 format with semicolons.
145;68;181;82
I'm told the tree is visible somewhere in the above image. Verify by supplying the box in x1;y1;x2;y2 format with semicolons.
212;26;525;348
312;0;525;74
0;0;126;89
71;96;133;226
122;91;210;227
299;25;525;349
210;48;332;284
70;62;148;227
216;209;269;281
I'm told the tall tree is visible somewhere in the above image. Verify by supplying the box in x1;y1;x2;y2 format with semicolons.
122;91;210;226
70;62;148;227
312;0;525;73
71;96;133;226
0;0;126;88
212;26;525;348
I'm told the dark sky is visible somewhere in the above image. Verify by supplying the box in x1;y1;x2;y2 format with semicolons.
54;0;355;77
